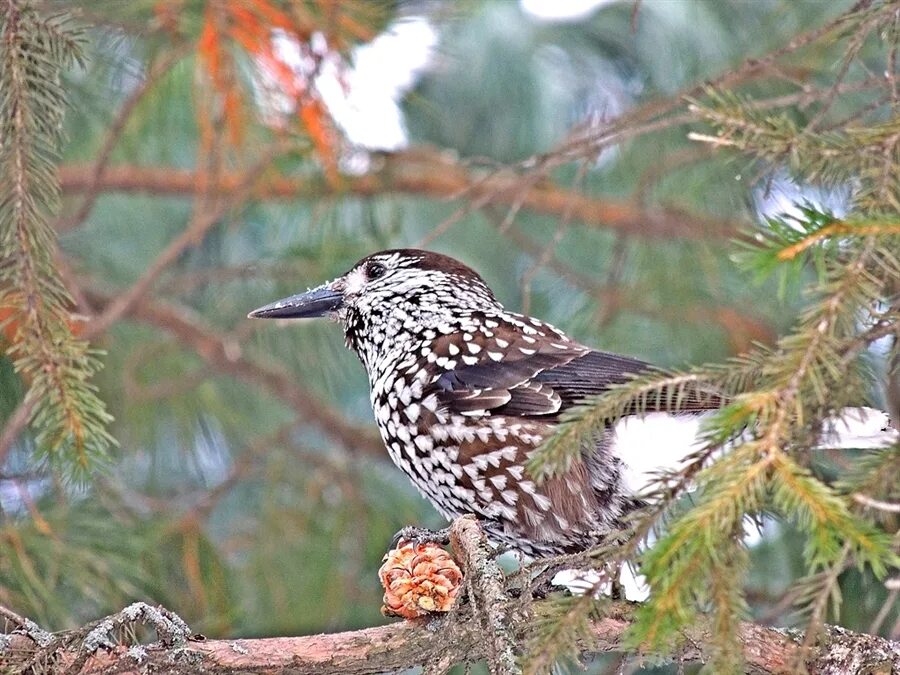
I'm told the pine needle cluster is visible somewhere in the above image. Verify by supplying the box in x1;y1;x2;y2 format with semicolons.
0;1;113;478
689;89;900;215
526;3;900;670
527;217;899;673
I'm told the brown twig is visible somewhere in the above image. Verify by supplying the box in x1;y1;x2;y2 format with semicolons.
450;516;520;675
414;164;528;248
486;216;776;351
594;235;629;330
83;147;287;339
888;11;899;109
81;287;384;457
55;46;190;232
853;493;900;513
869;588;899;636
519;160;589;315
181;424;294;525
629;0;642;33
796;544;854;669
805;9;888;132
57;155;744;240
158;260;317;295
551;3;896;163
0;603;30;629
0;400;35;475
0;602;52;647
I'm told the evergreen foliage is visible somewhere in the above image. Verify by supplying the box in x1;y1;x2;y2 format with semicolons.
0;1;897;672
0;1;113;479
526;3;900;669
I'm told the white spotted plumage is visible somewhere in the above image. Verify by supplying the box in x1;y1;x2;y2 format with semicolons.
317;249;652;555
249;249;740;556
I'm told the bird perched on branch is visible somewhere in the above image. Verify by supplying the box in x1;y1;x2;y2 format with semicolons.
249;249;895;557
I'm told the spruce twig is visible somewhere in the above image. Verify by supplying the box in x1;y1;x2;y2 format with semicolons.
0;0;114;478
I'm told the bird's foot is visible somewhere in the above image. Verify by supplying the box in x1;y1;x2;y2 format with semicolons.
391;525;451;549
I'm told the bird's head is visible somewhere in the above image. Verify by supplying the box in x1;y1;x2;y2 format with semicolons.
249;249;501;365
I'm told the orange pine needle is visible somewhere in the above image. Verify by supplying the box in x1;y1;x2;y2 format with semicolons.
776;222;900;261
299;97;340;184
250;0;300;34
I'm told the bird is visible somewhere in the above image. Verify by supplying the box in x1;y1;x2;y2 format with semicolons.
248;248;897;557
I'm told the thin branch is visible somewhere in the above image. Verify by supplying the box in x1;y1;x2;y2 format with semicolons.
629;0;642;33
414;164;534;248
0;148;293;461
81;287;384;457
0;399;34;472
55;45;190;232
853;493;900;513
746;76;886;114
519;160;588;314
550;3;892;160
83;146;287;339
805;10;887;131
544;3;900;184
485;214;776;350
594;234;629;329
180;424;294;525
798;544;852;666
0;603;30;629
870;588;899;636
57;154;744;240
888;10;899;109
450;515;520;675
0;603;52;647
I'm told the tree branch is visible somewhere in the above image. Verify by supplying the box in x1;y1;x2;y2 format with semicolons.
0;399;34;473
3;517;898;673
83;146;286;339
487;214;776;351
3;599;897;674
81;287;384;458
450;515;520;675
54;45;190;232
57;151;744;240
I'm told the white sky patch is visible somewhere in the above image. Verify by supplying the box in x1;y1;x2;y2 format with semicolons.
552;564;648;601
742;515;779;548
753;171;851;222
269;17;437;152
868;320;894;357
521;0;616;22
611;412;711;496
751;172;899;369
612;408;896;502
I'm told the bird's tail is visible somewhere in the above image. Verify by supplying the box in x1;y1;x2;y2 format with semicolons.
556;407;896;601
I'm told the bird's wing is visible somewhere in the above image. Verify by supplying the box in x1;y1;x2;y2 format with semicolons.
428;320;724;420
533;350;726;413
425;318;584;417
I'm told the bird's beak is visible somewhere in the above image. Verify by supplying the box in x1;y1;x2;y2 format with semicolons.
248;283;344;320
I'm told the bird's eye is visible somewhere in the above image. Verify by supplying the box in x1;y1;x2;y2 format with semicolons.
366;262;386;280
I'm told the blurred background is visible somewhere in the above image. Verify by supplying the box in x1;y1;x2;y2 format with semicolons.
1;0;896;669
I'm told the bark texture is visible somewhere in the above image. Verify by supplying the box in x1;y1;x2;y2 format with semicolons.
3;607;898;674
2;518;897;674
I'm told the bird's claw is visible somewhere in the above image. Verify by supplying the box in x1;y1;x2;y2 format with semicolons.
391;525;451;549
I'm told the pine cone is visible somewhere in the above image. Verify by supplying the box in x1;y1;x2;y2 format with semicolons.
379;542;463;619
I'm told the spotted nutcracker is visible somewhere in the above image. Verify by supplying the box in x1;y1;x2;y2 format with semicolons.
248;248;894;556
